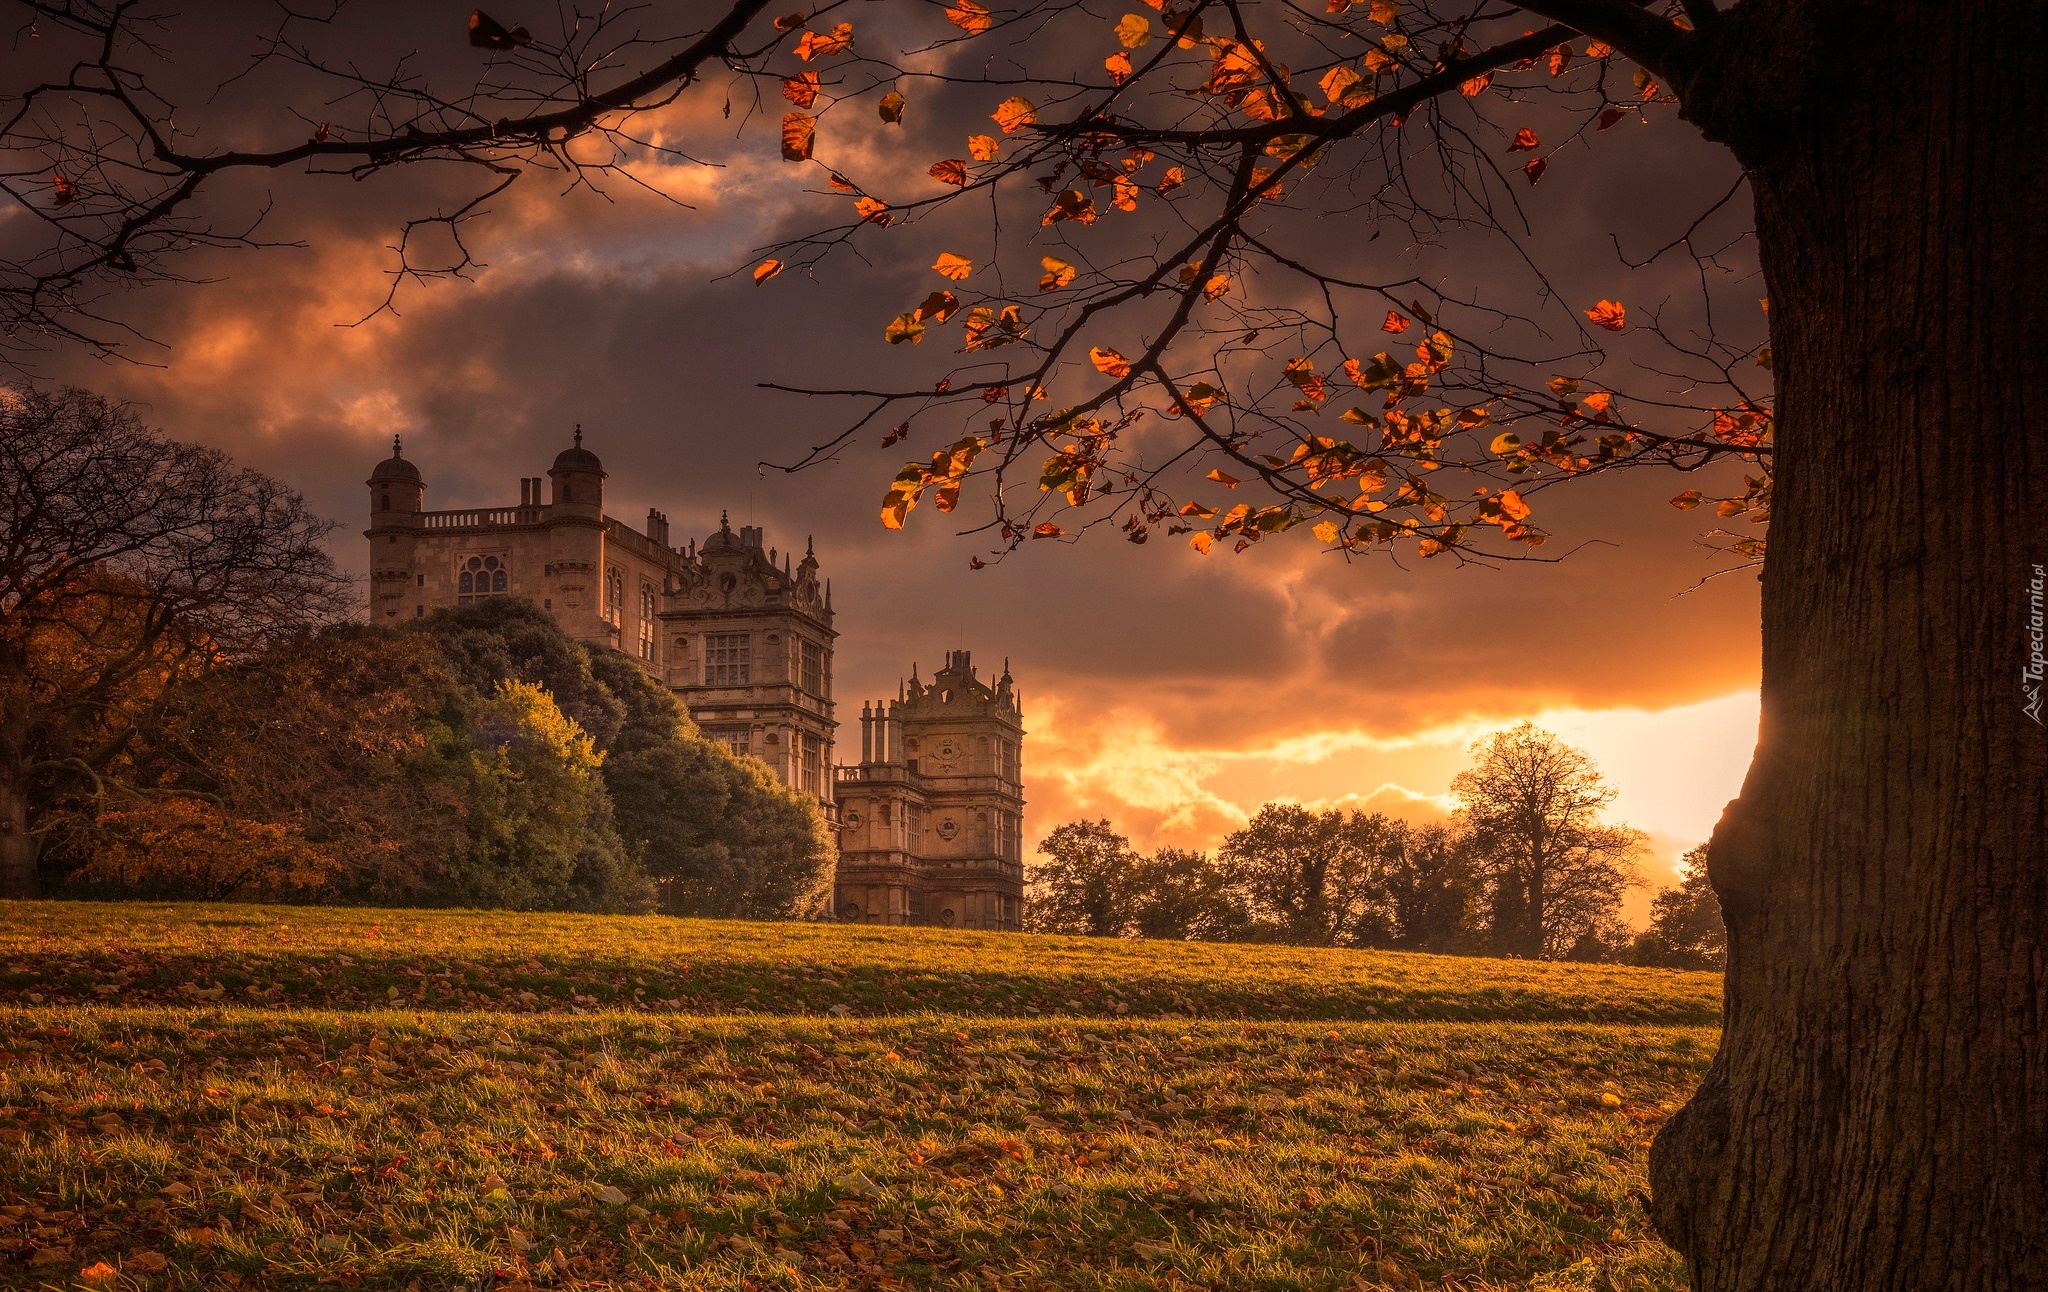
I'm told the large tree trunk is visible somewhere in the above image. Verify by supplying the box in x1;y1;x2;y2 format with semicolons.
1648;2;2048;1286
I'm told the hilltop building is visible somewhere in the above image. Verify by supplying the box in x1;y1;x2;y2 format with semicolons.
367;430;837;799
366;431;1024;926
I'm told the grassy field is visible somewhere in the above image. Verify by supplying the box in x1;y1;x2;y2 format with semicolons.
1;903;1719;1291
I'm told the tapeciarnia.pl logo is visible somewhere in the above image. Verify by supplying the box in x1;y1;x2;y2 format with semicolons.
2026;563;2046;726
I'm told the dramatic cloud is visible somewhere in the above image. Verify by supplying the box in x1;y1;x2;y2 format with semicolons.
25;4;1763;915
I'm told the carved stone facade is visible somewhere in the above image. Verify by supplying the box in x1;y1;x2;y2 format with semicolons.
366;432;1025;926
365;432;836;801
832;651;1026;931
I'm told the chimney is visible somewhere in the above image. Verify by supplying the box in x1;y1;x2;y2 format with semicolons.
861;701;874;764
647;508;669;546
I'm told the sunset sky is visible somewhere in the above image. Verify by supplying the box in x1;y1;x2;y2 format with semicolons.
21;2;1765;907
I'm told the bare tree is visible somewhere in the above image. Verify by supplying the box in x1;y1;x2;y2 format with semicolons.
1451;722;1644;959
0;385;351;897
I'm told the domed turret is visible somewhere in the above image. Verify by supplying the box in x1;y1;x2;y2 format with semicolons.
368;435;424;526
548;424;605;514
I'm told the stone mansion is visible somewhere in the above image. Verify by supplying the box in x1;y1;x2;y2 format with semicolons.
366;431;1025;931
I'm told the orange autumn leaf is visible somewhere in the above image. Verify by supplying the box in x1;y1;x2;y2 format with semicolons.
795;22;854;60
1157;165;1185;193
1459;71;1493;96
1089;346;1132;377
1206;468;1240;487
1497;489;1531;521
1382;310;1412;334
992;96;1037;133
1033;522;1063;538
1523;156;1548;184
1039;256;1077;291
968;134;1001;161
1041;188;1097;225
782;72;820;107
855;195;892;225
945;0;993;33
753;259;785;285
1105;50;1134;83
929;158;968;186
1585;299;1627;331
1189;531;1214;554
879;91;906;123
933;252;973;280
780;113;815;161
1507;128;1539;151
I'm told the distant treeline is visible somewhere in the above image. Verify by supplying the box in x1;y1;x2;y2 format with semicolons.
1027;724;1726;970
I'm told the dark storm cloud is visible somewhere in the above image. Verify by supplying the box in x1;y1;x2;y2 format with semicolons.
21;2;1763;865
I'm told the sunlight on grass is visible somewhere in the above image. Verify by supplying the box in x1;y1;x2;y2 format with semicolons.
0;903;1715;1289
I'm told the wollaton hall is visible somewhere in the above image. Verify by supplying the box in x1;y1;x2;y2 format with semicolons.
366;430;1025;931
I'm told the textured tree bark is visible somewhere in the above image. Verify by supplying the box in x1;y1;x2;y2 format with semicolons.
1648;1;2048;1286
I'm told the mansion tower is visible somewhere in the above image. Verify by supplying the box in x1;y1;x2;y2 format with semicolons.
367;432;1025;928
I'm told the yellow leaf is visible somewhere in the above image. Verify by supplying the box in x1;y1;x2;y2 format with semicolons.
933;252;973;280
1189;531;1214;554
1320;65;1363;106
1313;520;1341;544
945;0;992;33
879;91;906;123
885;312;925;345
1114;13;1152;47
1489;432;1522;455
1179;501;1215;518
1202;274;1229;300
992;96;1037;134
1369;0;1398;22
1497;489;1530;521
753;259;784;285
968;134;1001;161
1206;468;1239;487
1039;257;1076;291
1089;346;1131;377
780;113;816;161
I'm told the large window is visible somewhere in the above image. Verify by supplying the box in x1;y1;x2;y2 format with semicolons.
705;633;751;686
800;639;825;697
708;728;750;757
604;567;623;628
458;555;507;603
638;585;657;661
800;733;823;796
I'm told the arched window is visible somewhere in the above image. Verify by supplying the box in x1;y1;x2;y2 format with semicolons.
638;585;657;660
604;566;623;628
459;555;506;605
